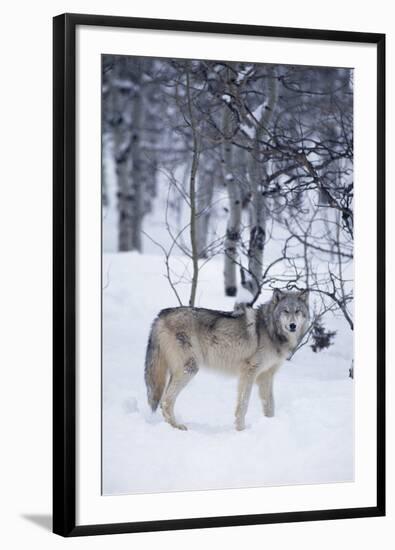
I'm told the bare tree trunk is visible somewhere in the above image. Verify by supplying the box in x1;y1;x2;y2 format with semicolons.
112;75;134;252
117;148;134;251
223;70;241;297
101;133;110;208
141;101;159;216
109;59;138;252
186;65;200;307
142;154;158;215
246;68;278;296
129;59;144;252
247;158;266;296
196;158;215;258
223;146;241;296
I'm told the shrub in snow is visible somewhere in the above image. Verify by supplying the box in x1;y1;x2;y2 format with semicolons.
310;320;336;353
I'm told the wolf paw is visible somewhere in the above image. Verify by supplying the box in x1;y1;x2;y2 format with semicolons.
174;422;188;431
175;424;188;432
235;421;246;431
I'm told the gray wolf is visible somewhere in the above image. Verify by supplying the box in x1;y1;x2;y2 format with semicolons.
144;289;309;431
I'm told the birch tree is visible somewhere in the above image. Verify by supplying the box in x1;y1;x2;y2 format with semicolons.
103;55;161;252
196;154;216;258
222;69;242;296
245;68;279;296
185;63;201;306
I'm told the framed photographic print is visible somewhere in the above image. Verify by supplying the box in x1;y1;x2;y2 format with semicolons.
53;13;385;537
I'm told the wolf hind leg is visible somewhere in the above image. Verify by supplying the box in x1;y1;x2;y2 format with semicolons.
256;367;277;417
235;364;257;431
160;357;198;430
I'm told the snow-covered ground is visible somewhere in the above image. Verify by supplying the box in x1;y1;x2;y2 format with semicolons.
102;252;354;496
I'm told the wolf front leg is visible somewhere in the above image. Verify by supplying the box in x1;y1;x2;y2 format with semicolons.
256;366;277;417
160;357;198;430
235;364;257;431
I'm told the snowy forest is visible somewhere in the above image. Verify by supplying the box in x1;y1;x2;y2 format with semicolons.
101;55;354;496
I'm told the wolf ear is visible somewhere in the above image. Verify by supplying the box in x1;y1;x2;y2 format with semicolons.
298;289;309;304
272;288;284;304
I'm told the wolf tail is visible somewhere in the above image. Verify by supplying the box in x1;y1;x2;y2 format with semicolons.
144;320;168;411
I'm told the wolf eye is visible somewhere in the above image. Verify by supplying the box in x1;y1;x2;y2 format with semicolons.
295;309;300;314
284;309;290;314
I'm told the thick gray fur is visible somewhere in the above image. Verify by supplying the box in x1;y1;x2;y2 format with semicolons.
144;289;309;431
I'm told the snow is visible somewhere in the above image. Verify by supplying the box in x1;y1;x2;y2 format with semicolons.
102;252;354;496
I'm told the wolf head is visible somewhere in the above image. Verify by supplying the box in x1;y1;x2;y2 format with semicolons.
272;289;310;339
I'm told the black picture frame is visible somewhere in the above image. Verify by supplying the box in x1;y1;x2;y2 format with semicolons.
53;12;386;537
